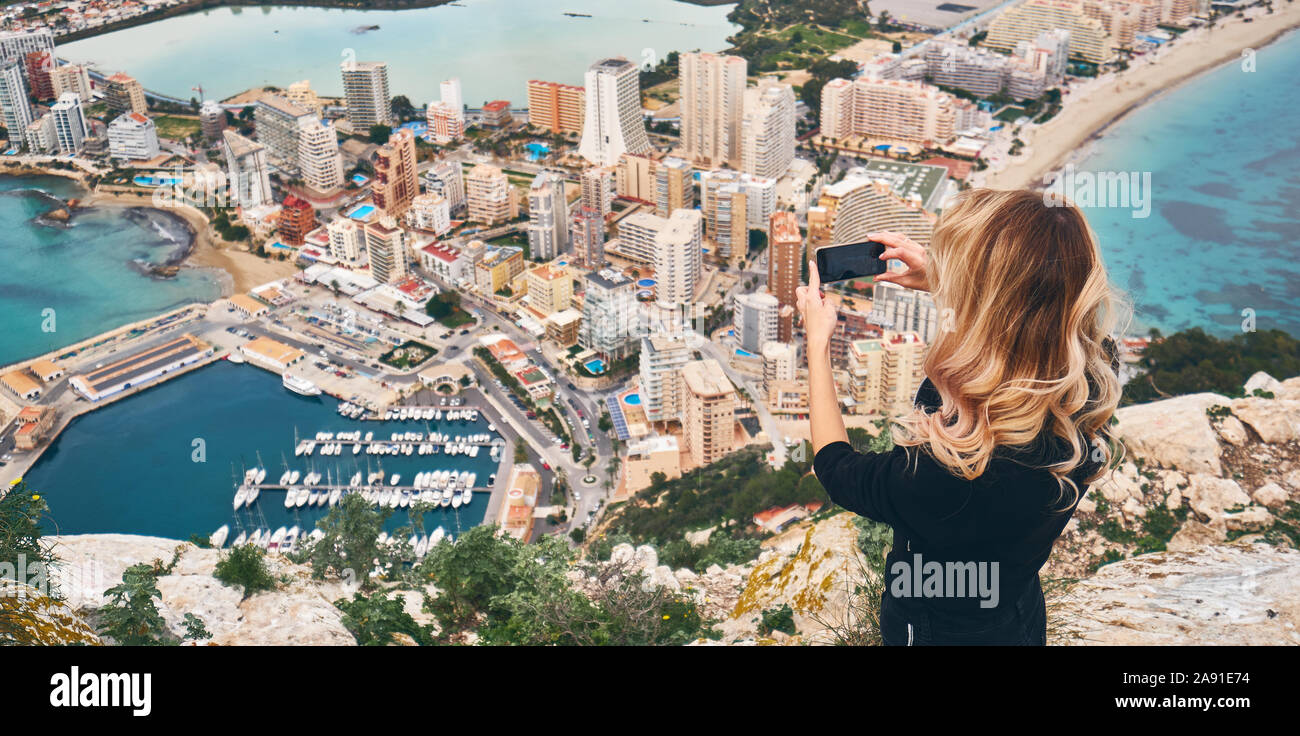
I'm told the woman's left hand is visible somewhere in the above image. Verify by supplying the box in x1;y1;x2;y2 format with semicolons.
796;259;838;350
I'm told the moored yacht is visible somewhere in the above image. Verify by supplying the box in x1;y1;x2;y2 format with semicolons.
283;373;322;397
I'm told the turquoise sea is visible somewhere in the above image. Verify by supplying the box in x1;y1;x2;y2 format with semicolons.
0;175;223;366
1082;30;1300;337
58;0;740;104
25;360;497;540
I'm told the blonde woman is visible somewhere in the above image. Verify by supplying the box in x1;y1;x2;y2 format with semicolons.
798;189;1122;646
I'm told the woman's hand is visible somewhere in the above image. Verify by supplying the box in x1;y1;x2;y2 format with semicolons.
870;231;930;293
796;259;838;351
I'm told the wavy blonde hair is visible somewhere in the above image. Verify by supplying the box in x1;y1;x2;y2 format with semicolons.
892;189;1125;504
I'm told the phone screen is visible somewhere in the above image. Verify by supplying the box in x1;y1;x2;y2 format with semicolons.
815;241;888;283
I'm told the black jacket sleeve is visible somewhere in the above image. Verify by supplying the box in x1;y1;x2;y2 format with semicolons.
813;440;971;538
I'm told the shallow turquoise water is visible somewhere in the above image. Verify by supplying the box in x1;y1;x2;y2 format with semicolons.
58;0;739;104
26;360;497;540
0;175;223;366
1082;30;1300;337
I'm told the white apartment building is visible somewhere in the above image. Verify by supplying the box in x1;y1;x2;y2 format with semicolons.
50;92;87;154
107;111;161;161
49;64;93;103
733;291;780;354
365;217;408;284
639;332;691;423
578;57;651;166
407;192;451;235
327;217;365;261
654;209;703;308
741;80;797;180
0;28;53;63
297;116;344;192
221;129;273;209
819;76;957;147
526;170;569;261
871;280;941;344
25;114;55;154
580;269;639;360
423;159;466;214
340;60;392;128
0;59;34;142
679;51;748;168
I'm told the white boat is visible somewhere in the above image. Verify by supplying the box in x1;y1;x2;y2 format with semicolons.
255;468;267;484
451;492;462;509
378;489;392;507
295;488;309;508
226;352;245;364
430;527;445;546
233;487;248;510
283;373;322;397
279;470;292;485
353;443;362;455
284;489;297;509
269;527;286;550
308;490;321;507
329;488;342;506
284;526;300;552
243;468;257;483
390;474;400;485
249;529;263;548
210;525;230;548
232;531;248;547
245;486;260;507
288;470;300;484
350;472;362;486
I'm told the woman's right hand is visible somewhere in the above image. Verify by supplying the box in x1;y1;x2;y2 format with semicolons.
871;231;930;293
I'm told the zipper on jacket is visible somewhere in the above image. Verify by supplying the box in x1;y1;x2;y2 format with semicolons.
907;623;913;646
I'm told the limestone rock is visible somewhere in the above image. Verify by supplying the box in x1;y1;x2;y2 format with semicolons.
1223;506;1274;534
1184;474;1251;523
1167;520;1226;552
1252;482;1289;509
1057;543;1300;645
1244;371;1282;396
684;526;716;546
1229;396;1300;444
1114;393;1229;476
1214;415;1248;446
1098;462;1142;504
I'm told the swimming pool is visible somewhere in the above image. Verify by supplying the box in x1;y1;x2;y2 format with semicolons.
636;278;656;288
583;358;606;375
524;142;550;161
348;204;376;220
735;348;756;358
132;175;182;187
351;173;370;185
622;393;641;406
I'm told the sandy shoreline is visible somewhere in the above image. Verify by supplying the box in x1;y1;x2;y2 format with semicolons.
983;5;1300;190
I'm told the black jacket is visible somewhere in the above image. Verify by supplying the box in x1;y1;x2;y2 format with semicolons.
813;379;1097;630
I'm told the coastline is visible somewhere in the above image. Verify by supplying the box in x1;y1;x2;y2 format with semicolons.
981;4;1300;190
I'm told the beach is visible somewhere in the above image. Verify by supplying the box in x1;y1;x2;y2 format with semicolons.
982;4;1300;190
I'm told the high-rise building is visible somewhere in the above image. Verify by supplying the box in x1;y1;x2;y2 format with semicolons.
767;211;803;342
612;209;666;265
527;79;585;135
615;152;656;204
761;341;797;392
741;79;796;180
221;130;273;209
481;100;513;128
0;59;34;139
254;94;313;173
524;264;573;316
870;280;941;344
680;358;737;465
426;78;464;143
24;50;54;101
581;269;638;360
985;0;1115;64
679;52;747;169
103;73;147;115
653;209;703;308
407;192;451;235
733;291;780;354
24;115;54;153
107;112;160;161
423;159;466;214
639;333;690;423
474;245;525;294
49;92;86;154
372;128;418;218
578;57;651;166
700;170;748;261
847;332;927;416
327;217;365;261
526;171;569;261
654;156;694;217
440;79;463;120
570;206;605;269
340;60;392;129
365;217;409;284
807;175;936;248
49;64;92;103
297;116;344;193
465;164;518;225
580;166;612;217
278;195;316;247
819;76;956;147
199;100;227;141
0;28;54;64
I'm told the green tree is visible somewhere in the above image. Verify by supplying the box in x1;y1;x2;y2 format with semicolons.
369;124;392;144
303;492;392;591
97;563;171;645
514;437;529;463
334;591;433;645
213;544;277;600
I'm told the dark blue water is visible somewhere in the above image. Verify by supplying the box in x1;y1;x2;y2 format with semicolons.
1084;30;1300;337
27;360;498;541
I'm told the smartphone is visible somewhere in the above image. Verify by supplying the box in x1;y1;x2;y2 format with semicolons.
814;241;888;283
